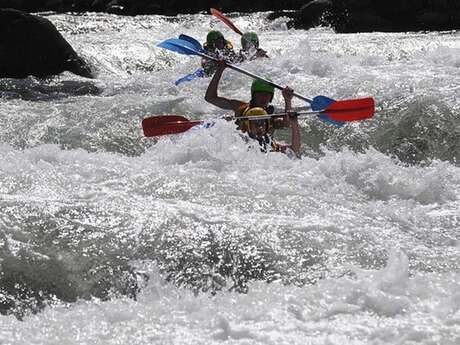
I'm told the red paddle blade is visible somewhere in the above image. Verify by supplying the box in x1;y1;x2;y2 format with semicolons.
142;115;202;137
210;8;243;35
143;115;189;125
323;97;375;121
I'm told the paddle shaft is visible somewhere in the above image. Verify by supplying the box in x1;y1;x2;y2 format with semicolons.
232;106;374;122
234;111;321;121
193;49;313;103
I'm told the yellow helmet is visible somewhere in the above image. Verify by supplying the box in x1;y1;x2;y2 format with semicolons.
243;107;267;117
239;107;270;132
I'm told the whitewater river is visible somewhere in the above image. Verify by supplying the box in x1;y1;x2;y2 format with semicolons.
1;11;459;344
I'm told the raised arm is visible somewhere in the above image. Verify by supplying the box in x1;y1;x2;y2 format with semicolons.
204;60;242;112
282;86;301;157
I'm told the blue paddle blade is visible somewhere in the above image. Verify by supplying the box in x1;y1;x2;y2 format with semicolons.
178;34;203;50
318;114;345;127
310;95;345;127
175;68;206;85
311;95;336;111
157;39;200;56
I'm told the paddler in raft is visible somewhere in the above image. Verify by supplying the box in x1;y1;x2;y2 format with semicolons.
205;60;301;158
201;30;238;76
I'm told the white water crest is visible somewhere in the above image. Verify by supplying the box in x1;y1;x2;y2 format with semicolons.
0;11;459;344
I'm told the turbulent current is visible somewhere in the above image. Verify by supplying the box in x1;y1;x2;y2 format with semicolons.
1;11;459;344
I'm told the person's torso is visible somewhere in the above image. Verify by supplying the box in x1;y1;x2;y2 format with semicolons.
235;103;282;153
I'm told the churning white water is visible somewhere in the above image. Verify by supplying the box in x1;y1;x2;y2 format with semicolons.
0;11;459;344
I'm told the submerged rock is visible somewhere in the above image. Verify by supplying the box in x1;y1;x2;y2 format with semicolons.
0;8;94;79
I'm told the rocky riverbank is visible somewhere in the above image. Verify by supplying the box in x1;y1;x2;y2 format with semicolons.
0;0;303;15
286;0;460;33
0;0;459;32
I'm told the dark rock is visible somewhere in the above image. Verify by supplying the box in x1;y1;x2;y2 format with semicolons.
0;8;94;79
0;0;308;15
416;11;452;31
105;0;124;14
113;0;164;16
267;10;296;22
340;11;394;33
292;0;332;29
46;0;95;12
290;0;460;32
1;0;459;32
90;0;108;11
0;0;46;12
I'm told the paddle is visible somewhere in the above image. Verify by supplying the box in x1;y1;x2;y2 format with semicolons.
210;8;243;36
159;38;328;105
157;36;374;123
178;34;203;50
175;68;206;85
210;8;269;61
142;100;374;137
142;116;204;137
173;35;207;85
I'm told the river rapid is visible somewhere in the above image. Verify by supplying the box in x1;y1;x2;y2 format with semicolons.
0;11;459;344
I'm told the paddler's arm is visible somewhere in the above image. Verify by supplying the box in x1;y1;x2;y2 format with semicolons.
282;86;301;157
283;86;293;126
254;48;269;59
288;113;301;157
204;60;242;112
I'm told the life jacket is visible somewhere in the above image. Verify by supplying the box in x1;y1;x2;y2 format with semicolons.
251;134;282;153
201;41;237;75
238;48;269;62
235;103;283;153
203;41;234;54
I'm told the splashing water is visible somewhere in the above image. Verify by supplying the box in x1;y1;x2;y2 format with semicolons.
0;12;459;344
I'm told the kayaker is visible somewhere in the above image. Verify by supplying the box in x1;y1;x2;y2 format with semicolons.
204;60;301;157
237;32;269;62
201;30;237;75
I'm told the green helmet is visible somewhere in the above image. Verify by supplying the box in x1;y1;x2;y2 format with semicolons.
251;79;275;97
206;30;224;45
241;32;259;49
